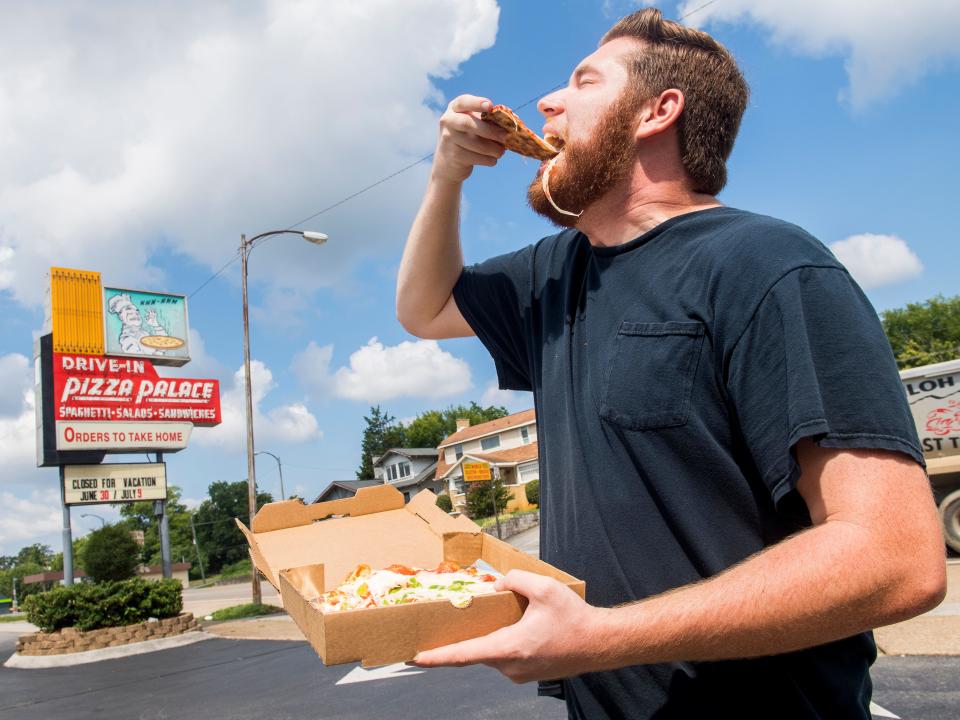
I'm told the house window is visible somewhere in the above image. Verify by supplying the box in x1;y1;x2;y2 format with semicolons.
480;435;500;451
388;464;399;481
454;444;463;460
520;426;530;444
399;461;411;478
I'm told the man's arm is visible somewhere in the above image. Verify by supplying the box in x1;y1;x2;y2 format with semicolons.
396;94;508;340
413;442;947;683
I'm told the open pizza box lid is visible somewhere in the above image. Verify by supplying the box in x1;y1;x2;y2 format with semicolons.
237;485;584;667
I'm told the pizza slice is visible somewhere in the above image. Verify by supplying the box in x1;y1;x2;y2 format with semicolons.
481;104;564;161
314;561;500;612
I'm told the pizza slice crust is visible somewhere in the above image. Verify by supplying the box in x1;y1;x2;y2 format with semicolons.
481;105;563;161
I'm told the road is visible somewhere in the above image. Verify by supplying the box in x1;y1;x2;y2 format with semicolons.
182;581;281;618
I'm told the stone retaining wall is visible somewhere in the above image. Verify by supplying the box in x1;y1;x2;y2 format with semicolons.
482;511;539;539
16;613;198;656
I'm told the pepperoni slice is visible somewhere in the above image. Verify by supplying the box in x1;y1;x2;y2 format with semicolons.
385;564;417;575
434;560;461;574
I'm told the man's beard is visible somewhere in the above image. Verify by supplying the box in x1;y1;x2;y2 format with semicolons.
527;91;640;228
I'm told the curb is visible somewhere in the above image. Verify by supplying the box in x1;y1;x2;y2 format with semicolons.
3;630;214;669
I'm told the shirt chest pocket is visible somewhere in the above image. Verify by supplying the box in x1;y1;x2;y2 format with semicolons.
599;321;706;430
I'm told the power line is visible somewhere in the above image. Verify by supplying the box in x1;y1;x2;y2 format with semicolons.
187;1;721;300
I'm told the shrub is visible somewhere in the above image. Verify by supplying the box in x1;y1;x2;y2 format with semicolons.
524;479;540;506
436;494;453;513
22;578;182;633
466;478;511;519
81;524;140;583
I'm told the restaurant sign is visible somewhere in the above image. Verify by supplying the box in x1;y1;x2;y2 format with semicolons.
63;463;167;505
53;353;221;427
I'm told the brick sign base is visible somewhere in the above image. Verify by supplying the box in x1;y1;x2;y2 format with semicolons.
16;613;198;656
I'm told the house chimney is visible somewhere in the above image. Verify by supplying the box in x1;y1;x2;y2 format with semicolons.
455;418;470;432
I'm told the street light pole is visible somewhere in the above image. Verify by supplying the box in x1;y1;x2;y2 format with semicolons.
80;513;106;527
255;450;285;501
240;232;260;605
240;229;327;606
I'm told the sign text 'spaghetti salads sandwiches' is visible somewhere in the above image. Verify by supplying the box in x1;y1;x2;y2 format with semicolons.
53;353;221;426
238;486;584;668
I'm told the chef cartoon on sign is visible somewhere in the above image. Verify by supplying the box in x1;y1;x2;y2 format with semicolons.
107;293;170;356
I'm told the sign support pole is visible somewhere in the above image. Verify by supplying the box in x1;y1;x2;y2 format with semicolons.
157;452;172;579
59;465;74;586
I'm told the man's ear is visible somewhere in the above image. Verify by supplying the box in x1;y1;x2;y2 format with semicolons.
635;88;684;140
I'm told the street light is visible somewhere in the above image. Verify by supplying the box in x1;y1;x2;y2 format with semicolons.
255;450;285;501
80;513;106;527
241;229;327;605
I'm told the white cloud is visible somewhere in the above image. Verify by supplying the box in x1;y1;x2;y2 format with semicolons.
480;379;532;413
680;0;960;108
294;337;473;402
829;233;923;289
333;337;472;402
195;359;321;448
0;1;500;307
0;489;63;548
0;352;32;416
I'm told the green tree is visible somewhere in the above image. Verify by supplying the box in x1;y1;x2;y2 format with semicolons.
404;402;509;449
81;525;140;583
524;479;540;506
117;486;194;570
356;405;406;479
466;478;511;519
436;494;453;513
193;481;273;575
881;294;960;369
16;544;53;568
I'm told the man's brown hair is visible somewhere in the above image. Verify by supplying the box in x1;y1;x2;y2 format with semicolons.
602;8;748;195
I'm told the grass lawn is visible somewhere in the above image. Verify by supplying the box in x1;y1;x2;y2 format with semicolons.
209;603;285;622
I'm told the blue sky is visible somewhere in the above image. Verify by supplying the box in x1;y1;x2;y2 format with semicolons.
0;0;958;554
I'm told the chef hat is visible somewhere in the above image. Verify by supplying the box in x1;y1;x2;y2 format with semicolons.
107;293;136;315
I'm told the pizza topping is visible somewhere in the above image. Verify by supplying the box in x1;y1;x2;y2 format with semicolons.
541;155;583;218
313;562;501;613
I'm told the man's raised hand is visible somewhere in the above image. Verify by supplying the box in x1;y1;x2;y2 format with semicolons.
431;95;509;185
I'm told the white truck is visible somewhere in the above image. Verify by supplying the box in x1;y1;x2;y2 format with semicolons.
901;358;960;553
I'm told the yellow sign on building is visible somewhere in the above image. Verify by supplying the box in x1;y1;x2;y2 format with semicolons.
50;267;105;355
462;461;492;482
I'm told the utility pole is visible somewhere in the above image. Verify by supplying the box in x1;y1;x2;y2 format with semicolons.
491;467;503;540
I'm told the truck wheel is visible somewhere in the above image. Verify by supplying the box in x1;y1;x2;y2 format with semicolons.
940;489;960;554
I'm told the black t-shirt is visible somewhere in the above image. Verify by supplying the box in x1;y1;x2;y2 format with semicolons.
452;206;923;719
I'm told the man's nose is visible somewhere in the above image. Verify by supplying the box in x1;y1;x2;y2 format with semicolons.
537;89;565;117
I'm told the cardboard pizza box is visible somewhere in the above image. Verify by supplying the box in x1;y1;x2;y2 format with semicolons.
237;485;584;667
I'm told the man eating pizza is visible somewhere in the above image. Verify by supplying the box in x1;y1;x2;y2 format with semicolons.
396;8;945;719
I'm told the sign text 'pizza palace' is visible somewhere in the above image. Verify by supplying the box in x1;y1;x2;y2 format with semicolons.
54;353;221;426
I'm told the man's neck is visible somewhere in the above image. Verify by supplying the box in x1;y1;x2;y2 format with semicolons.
576;179;720;248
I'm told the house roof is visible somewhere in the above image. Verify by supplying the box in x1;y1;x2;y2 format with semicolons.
391;459;440;489
437;408;536;449
437;442;539;480
312;479;381;504
374;448;438;466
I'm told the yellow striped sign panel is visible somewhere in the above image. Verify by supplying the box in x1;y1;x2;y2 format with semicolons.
50;267;104;355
